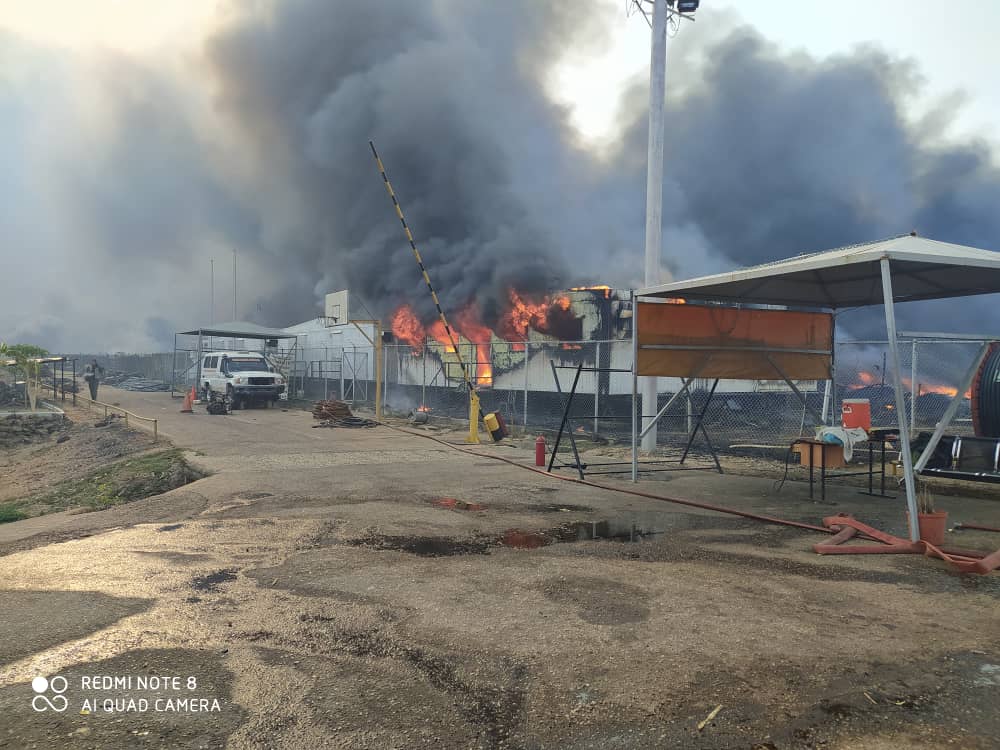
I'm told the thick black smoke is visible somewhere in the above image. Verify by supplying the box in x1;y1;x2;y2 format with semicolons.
4;3;1000;352
643;27;1000;337
201;0;611;327
199;3;1000;334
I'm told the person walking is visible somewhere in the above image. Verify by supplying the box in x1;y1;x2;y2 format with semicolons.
83;359;104;400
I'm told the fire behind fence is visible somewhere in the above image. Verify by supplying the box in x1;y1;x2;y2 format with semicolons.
71;338;985;449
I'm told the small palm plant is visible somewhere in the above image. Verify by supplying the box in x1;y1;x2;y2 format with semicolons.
917;481;935;514
3;343;48;411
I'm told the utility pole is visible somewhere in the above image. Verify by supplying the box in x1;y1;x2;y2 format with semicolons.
233;251;237;321
210;259;215;324
635;0;697;451
641;0;669;451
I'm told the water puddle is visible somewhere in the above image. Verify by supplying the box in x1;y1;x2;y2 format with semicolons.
347;534;492;557
502;516;667;549
349;513;669;556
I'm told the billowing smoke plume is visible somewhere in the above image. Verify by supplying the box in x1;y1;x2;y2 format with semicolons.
199;0;609;328
3;3;1000;352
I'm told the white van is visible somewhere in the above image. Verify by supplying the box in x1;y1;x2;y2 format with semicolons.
200;351;285;409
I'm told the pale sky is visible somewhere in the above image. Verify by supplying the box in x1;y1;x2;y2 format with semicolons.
2;1;998;145
551;1;1000;145
2;0;999;352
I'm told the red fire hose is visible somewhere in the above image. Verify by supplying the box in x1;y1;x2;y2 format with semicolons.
388;424;829;533
955;522;1000;533
815;516;1000;574
385;425;999;572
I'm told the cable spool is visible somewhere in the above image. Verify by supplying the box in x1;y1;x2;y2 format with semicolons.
971;342;1000;437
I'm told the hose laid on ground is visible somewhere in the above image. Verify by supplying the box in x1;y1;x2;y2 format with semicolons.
955;523;1000;533
313;417;378;429
384;424;831;534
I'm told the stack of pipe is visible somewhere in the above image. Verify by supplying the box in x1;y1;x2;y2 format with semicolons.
312;400;354;420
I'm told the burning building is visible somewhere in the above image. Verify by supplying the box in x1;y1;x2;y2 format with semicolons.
387;286;631;388
381;286;634;397
276;286;822;422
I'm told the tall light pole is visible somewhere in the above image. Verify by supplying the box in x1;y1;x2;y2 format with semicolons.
641;0;668;451
233;251;238;321
634;0;697;451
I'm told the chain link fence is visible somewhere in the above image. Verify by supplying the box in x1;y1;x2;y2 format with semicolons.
295;341;838;449
835;339;984;436
75;336;985;451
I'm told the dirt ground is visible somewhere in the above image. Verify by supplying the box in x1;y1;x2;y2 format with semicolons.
0;407;158;504
0;388;998;749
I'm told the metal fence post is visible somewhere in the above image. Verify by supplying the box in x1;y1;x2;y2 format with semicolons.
384;343;389;407
421;342;427;407
340;348;345;400
631;291;638;482
821;379;831;424
594;341;600;435
523;342;530;428
830;345;839;430
910;339;918;436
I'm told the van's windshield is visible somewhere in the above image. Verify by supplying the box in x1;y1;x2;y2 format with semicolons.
224;358;268;373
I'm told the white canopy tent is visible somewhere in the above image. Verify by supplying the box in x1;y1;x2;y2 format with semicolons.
638;234;1000;541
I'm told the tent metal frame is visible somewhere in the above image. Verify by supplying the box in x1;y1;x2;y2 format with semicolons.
630;299;830;484
548;360;722;480
636;236;1000;542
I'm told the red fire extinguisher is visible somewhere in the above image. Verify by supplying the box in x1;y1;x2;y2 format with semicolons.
535;435;546;467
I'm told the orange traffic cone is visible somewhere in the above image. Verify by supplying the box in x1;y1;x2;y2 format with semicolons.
180;386;195;413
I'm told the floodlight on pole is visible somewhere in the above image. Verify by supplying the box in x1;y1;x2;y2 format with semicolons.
630;0;697;451
629;0;699;34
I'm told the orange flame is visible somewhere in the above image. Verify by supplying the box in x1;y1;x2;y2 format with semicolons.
389;285;590;383
391;305;425;354
852;371;878;388
918;383;970;399
454;305;493;386
570;285;612;299
848;370;971;399
427;320;455;352
497;290;580;351
498;290;548;349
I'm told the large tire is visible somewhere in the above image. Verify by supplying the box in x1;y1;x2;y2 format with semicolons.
227;386;241;410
